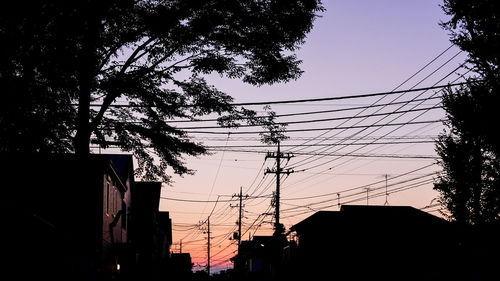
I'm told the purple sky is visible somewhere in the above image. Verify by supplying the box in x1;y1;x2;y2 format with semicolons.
153;0;468;272
208;0;461;101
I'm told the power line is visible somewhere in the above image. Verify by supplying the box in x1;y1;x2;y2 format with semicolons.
243;160;267;195
205;140;435;148
282;52;465;180
160;194;272;203
264;141;294;232
207;149;437;159
198;133;230;222
94;119;445;135
185;119;444;134
226;83;465;106
245;175;279;207
209;206;274;265
166;47;460;265
318;122;442;179
141;47;461;259
280;177;436;219
285;66;468;177
287;68;462;170
288;66;463;177
246;174;276;205
160;197;236;203
160;96;443;124
388;44;455;92
280;175;436;213
284;50;464;156
194;135;438;142
176;105;443;130
86;82;466;109
280;163;436;201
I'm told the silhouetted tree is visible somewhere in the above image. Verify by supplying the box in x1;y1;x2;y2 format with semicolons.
441;0;500;80
0;1;79;154
0;0;324;182
440;0;500;154
258;105;289;145
435;0;500;224
435;104;498;224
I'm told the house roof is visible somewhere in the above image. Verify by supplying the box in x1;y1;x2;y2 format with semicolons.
133;181;162;213
340;205;447;225
2;153;134;194
252;235;273;243
290;205;448;233
108;154;133;183
290;211;342;233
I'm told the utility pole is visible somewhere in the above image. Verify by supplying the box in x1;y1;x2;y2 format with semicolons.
265;141;293;233
202;216;211;275
180;239;182;254
207;216;210;275
231;186;247;249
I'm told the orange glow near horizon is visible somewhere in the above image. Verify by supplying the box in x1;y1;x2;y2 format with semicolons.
94;0;465;270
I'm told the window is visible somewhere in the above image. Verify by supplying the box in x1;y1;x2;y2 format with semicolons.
112;186;117;216
122;202;127;230
106;181;110;215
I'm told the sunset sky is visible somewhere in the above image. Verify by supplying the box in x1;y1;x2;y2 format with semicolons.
148;0;468;272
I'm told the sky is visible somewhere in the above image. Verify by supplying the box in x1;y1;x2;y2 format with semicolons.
151;0;469;273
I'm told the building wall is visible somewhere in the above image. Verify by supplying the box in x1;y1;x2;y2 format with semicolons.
0;154;135;281
289;207;456;281
102;173;126;246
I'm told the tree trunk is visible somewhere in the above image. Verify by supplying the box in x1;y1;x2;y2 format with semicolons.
75;75;91;155
74;2;98;156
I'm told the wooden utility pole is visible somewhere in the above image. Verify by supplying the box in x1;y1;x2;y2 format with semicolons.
206;216;211;275
238;188;242;248
231;186;247;249
265;141;293;233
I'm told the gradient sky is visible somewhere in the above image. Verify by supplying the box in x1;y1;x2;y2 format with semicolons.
151;0;469;272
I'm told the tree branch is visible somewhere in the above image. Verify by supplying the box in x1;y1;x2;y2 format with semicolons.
120;37;156;74
145;46;184;72
89;37;156;133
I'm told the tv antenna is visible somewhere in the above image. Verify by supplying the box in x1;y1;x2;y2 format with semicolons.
364;187;371;205
383;174;390;206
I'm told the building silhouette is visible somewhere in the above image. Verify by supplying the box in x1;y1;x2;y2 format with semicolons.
1;154;134;280
130;181;172;280
168;252;193;280
286;205;500;281
0;154;179;281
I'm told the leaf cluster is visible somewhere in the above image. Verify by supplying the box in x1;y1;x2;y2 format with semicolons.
441;0;500;78
435;0;500;224
435;84;500;224
0;0;324;182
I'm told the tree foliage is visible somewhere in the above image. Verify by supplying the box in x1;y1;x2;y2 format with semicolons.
0;0;324;182
0;1;79;153
435;86;500;224
441;0;500;78
258;105;289;145
435;0;500;224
